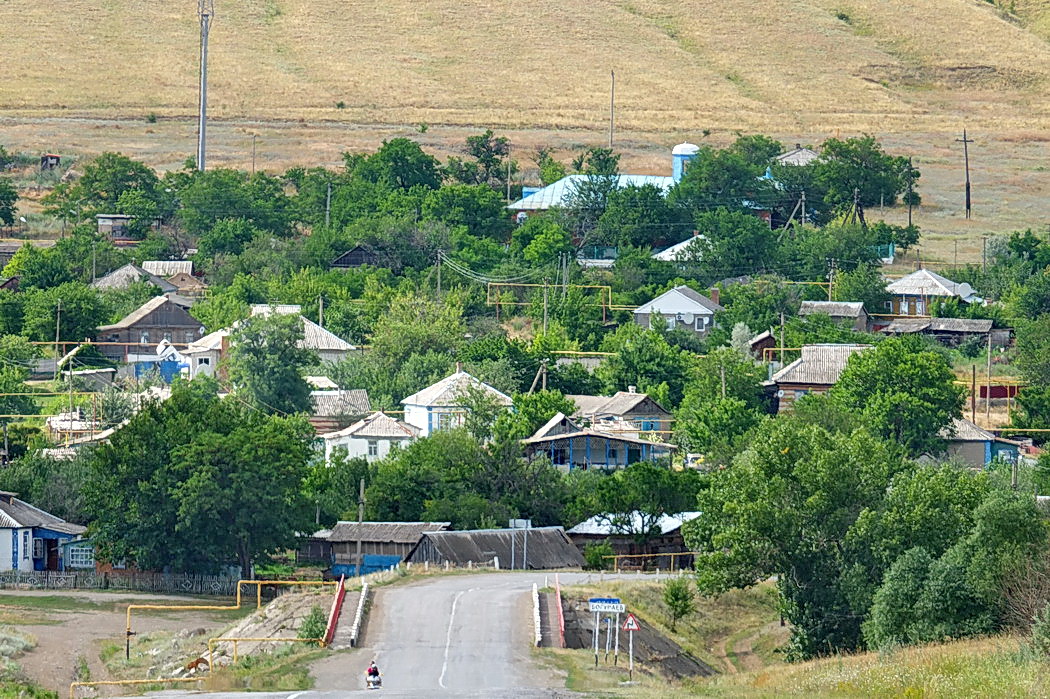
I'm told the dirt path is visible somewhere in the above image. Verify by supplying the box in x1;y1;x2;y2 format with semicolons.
2;590;243;694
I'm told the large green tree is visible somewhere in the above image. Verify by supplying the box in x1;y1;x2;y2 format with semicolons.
21;282;107;341
813;136;914;225
227;311;316;415
829;335;964;455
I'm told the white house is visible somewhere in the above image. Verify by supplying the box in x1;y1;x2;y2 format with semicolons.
321;412;420;464
633;285;724;337
0;491;86;572
400;370;512;437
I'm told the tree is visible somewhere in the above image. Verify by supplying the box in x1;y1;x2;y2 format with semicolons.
676;347;767;454
813;136;913;225
594;463;701;542
1;243;73;289
43;152;164;223
597;184;687;248
345;138;442;190
177;169;291;238
422;184;511;240
227;312;316;414
0;450;92;522
830;335;964;455
534;147;567;186
863;546;934;649
21;282;106;341
0;178;16;226
596;323;689;406
832;263;890;314
668;142;776;216
368;291;467;368
663;576;696;631
445;130;516;191
683;209;780;284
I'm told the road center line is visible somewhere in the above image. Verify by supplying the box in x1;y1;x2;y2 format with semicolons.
438;589;467;689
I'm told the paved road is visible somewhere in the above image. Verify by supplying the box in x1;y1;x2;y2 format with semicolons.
118;571;649;699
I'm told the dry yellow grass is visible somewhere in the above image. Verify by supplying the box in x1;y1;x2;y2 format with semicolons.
4;0;1050;133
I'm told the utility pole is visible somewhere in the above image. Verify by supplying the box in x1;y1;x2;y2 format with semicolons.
543;280;549;334
608;70;615;149
982;237;988;273
318;296;324;328
91;242;97;283
251;134;257;176
719;363;726;398
827;259;835;301
325;182;331;227
53;299;61;382
355;478;365;576
907;157;914;228
506;158;512;203
955;129;973;219
800;190;807;226
436;251;442;296
986;333;993;426
196;0;214;171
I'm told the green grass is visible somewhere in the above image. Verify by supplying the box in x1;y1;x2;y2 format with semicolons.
205;645;331;693
700;635;1050;698
0;595;105;612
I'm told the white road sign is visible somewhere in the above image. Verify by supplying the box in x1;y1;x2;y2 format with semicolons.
589;597;626;613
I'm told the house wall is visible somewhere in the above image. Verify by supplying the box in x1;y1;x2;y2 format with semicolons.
316;349;352;365
633;311;714;337
325;436;407;465
774;384;832;413
530;435;670;470
403;405;430;436
404;405;465;437
1;528;32;572
189;351;220;378
946;441;990;468
97;306;203;360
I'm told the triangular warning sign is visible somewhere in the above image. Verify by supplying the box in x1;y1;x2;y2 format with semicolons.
622;613;641;631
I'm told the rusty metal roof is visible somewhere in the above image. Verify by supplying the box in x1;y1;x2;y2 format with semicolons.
771;343;871;386
315;521;450;544
406;527;585;569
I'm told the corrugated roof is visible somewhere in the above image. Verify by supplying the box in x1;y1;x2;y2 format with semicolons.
775;147;819;166
884;318;993;334
406;527;585;569
652;235;706;262
301;317;355;352
184;328;228;354
532;412;580;440
321;411;418;439
567;511;701;536
310;390;371;417
508;175;675;211
522;429;677;450
401;371;512;407
886;269;977;301
315;521;450;544
771;344;871;386
0;493;86;535
91;263;177;293
634;285;723;315
250;304;302;317
568;391;668;418
943;417;995;442
799;301;865;318
142;260;193;276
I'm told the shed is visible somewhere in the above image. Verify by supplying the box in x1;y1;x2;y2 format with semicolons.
882;317;999;347
567;511;701;569
941;418;1021;467
299;521;450;576
405;527;585;570
799;300;869;332
40;154;61;170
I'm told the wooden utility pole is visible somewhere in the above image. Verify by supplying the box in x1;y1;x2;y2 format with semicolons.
355;478;365;577
325;182;331;227
436;251;442;296
971;365;977;422
955;129;974;219
53;299;61;382
982;237;988;273
609;71;615;149
318;296;324;328
779;312;786;366
986;333;993;425
907;157;914;228
251;134;257;176
543;280;549;333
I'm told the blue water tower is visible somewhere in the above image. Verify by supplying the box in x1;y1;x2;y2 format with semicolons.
672;143;700;182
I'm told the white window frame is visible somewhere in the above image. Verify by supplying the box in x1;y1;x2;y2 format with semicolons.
367;440;379;457
67;545;94;569
22;531;30;560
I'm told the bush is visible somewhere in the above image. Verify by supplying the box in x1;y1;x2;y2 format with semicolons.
297;606;327;641
663;576;696;631
1032;601;1050;656
959;335;984;359
583;540;614;570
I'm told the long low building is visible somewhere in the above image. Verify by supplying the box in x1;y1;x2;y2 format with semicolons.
405;527;585;570
299;521;450;576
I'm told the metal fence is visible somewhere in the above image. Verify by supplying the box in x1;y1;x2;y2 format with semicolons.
0;570;240;595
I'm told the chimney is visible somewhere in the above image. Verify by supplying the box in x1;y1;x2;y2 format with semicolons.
455;361;463;373
627;385;636;394
795;143;802;150
709;287;720;306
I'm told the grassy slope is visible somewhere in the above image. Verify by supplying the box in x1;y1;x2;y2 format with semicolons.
704;635;1050;698
5;0;1050;132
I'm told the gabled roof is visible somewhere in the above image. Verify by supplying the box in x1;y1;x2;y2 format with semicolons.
250;304;302;317
406;527;585;569
799;301;866;318
0;492;86;535
522;428;677;450
567;511;701;536
142;260;193;277
301;317;355;353
943;417;995;443
567;391;670;418
97;296;201;333
313;521;449;544
771;343;872;386
775;146;820;166
322;411;420;440
508;174;675;211
401;371;512;408
886;269;978;301
91;263;177;293
634;285;724;316
184;328;228;354
652;235;705;262
310;389;371;418
883;318;994;334
166;271;207;289
532;412;580;440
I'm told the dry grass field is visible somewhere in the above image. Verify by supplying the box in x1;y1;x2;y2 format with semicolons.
3;0;1050;261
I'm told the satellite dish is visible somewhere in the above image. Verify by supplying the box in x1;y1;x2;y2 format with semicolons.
776;390;785;398
681;312;695;325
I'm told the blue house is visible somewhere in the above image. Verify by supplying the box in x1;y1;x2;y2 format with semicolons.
0;492;87;572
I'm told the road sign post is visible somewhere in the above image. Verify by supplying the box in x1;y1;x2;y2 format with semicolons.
593;611;599;666
614;612;620;665
589;598;624;666
622;613;641;680
605;616;612;661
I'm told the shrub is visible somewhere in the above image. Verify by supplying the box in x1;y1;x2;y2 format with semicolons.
959;335;984;359
335;101;346;109
1032;601;1050;656
583;540;614;570
146;113;157;124
297;606;327;641
663;576;696;631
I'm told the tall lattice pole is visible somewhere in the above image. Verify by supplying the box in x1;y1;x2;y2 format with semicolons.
197;0;215;171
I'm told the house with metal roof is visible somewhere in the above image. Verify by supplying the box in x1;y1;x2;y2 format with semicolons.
522;412;675;470
95;296;205;361
774;145;820;167
881;317;1005;348
567;511;701;570
142;260;193;277
405;527;585;570
299;521;450;576
90;263;177;294
940;418;1021;467
799;300;869;331
652;233;707;262
885;269;981;316
507;174;676;214
309;389;371;433
401;370;512;437
320;410;416;463
634;285;724;338
0;491;86;572
566;388;672;434
769;343;872;412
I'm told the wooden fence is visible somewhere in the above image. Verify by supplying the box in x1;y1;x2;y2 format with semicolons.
0;570;241;595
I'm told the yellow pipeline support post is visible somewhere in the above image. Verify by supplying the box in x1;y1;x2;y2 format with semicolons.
70;677;203;699
125;579;336;659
